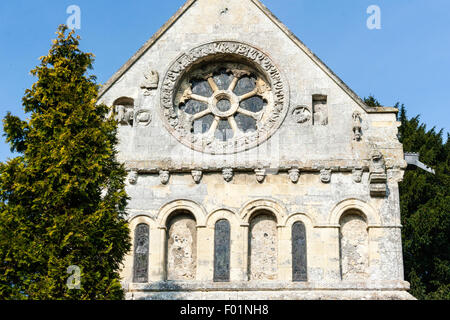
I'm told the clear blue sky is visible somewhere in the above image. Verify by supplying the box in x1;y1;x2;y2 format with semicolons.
0;0;449;162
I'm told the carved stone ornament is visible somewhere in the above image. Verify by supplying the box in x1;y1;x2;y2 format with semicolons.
160;41;289;155
191;170;203;184
292;106;311;124
320;169;331;183
369;150;387;197
255;168;266;183
135;109;152;127
352;168;363;183
159;170;170;185
288;168;300;183
128;170;138;185
352;111;362;141
222;168;234;182
141;69;159;96
115;105;134;126
370;150;386;174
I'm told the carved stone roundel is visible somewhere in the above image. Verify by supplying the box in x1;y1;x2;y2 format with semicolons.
160;41;289;154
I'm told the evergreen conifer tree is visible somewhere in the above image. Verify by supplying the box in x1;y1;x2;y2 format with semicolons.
0;26;131;300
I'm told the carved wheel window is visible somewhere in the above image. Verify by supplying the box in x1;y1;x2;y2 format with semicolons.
161;41;289;154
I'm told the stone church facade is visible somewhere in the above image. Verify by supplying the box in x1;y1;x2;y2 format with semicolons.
98;0;414;300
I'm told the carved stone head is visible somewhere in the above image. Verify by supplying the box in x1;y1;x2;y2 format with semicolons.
370;150;386;173
255;168;266;183
191;170;203;184
128;170;138;185
222;168;233;182
320;169;331;183
352;168;363;183
288;168;300;183
159;170;170;185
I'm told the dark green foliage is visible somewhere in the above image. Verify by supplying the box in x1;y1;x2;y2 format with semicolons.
397;105;449;300
0;25;131;300
365;96;450;300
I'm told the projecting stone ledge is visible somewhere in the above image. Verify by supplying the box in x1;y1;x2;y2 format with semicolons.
125;281;415;300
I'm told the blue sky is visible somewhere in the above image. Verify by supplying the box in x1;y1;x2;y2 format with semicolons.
0;0;449;162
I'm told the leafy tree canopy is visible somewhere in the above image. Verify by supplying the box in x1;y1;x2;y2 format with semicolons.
0;25;131;300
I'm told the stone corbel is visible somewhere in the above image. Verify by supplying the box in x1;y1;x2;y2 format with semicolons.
288;168;300;183
255;168;266;183
369;150;387;197
222;168;234;182
159;170;170;185
352;167;363;183
191;170;203;184
320;168;331;183
128;170;138;185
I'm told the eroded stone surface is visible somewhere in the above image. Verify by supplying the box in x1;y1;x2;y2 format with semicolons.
249;214;278;280
340;214;369;281
167;214;197;280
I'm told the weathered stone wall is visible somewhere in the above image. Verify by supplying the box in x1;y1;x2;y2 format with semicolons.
97;0;412;299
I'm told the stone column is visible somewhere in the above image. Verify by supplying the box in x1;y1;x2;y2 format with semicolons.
152;227;166;281
278;225;291;281
196;226;210;281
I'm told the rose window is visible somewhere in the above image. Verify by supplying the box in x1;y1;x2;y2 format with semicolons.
160;41;288;154
176;63;271;142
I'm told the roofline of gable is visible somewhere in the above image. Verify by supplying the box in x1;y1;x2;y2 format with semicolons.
97;0;197;98
98;0;396;115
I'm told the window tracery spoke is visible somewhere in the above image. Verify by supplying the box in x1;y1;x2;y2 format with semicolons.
238;88;258;102
207;77;219;92
227;117;242;136
192;108;212;120
207;116;220;136
237;107;261;120
189;94;209;104
228;76;239;92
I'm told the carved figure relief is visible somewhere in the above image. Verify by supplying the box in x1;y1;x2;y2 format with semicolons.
141;69;159;96
313;95;328;125
352;111;362;141
160;41;289;154
369;150;387;197
292;106;311;124
370;150;386;174
167;214;197;281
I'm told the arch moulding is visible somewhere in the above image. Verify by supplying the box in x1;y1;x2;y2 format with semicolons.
240;199;287;227
157;199;207;228
329;198;381;227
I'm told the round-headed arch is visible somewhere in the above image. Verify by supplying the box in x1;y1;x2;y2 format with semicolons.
157;199;207;228
329;198;381;227
240;199;287;227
